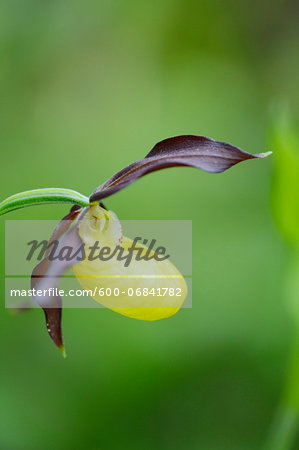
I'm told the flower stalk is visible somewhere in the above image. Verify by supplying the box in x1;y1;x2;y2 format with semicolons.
0;188;90;217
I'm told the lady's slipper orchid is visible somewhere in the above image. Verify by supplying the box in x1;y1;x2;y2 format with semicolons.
0;135;271;355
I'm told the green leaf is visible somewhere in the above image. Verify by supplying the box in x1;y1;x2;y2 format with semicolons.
0;188;90;217
270;108;299;247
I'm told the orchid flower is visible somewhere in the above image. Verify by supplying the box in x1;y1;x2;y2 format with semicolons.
0;135;271;355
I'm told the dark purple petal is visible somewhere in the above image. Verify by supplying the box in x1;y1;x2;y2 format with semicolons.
31;206;83;356
90;135;270;202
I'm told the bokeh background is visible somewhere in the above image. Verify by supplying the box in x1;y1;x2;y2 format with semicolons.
1;1;299;449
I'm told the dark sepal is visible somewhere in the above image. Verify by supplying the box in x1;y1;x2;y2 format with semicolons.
90;135;271;202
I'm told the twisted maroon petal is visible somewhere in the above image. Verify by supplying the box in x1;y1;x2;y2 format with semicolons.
31;205;83;355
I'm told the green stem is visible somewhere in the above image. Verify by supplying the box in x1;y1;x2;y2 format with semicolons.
0;188;90;216
264;402;298;450
265;256;299;450
264;334;299;450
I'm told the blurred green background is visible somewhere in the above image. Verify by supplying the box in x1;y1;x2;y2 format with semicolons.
1;1;299;449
